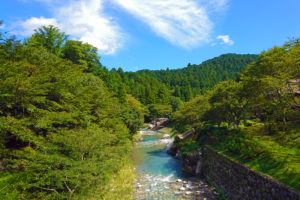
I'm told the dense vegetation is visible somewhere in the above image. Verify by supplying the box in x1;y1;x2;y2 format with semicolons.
1;22;297;199
135;53;258;100
171;39;300;191
106;54;257;121
0;25;141;199
0;24;255;199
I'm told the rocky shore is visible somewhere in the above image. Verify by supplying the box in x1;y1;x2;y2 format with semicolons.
149;118;169;131
135;173;218;200
133;127;219;200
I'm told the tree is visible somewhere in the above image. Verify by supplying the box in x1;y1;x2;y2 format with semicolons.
207;81;250;127
146;104;172;121
145;84;156;104
117;84;127;104
172;95;210;131
169;96;184;112
63;40;101;72
0;36;133;199
157;85;170;104
26;25;68;56
122;95;145;134
242;40;300;124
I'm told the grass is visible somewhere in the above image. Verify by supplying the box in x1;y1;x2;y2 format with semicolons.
178;121;300;192
158;125;179;138
212;139;300;191
213;124;300;192
89;160;136;200
100;162;136;200
142;123;150;128
158;127;173;134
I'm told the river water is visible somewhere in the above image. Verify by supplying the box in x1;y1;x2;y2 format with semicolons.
132;129;218;200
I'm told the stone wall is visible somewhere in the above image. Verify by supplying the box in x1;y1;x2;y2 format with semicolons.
202;147;300;200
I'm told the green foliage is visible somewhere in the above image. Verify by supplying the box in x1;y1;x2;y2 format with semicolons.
62;40;101;72
101;54;257;106
158;127;173;134
0;32;134;199
209;126;300;191
172;39;300;191
171;95;210;132
91;161;135;200
121;95;145;134
136;54;258;101
25;25;68;56
169;96;184;112
1;24;298;197
205;80;250;127
181;141;200;156
241;40;300;124
145;104;172;121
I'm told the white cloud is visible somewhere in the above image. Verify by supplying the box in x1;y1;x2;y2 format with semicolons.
15;0;229;54
19;17;60;36
113;0;225;48
55;0;124;54
17;0;123;54
217;35;234;45
202;0;229;12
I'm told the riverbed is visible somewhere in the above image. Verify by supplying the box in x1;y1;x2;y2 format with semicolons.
131;129;218;200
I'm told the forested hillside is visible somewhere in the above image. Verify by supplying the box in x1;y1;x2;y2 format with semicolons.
134;53;258;100
99;54;257;121
171;39;300;191
1;23;297;199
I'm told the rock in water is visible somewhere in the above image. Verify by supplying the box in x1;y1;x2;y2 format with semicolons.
163;134;171;139
166;139;174;153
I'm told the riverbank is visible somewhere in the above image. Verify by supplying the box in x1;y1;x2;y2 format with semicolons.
132;129;218;199
167;125;300;199
89;160;135;200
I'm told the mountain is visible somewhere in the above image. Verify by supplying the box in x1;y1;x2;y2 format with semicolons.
120;53;258;103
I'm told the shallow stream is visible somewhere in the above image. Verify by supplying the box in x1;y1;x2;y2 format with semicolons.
132;129;218;200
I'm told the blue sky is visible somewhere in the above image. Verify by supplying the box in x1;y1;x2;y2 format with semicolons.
1;0;300;71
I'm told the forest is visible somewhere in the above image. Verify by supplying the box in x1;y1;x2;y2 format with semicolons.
0;25;142;199
0;23;299;199
171;39;300;191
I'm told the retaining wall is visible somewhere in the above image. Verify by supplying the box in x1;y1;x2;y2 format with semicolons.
202;147;300;200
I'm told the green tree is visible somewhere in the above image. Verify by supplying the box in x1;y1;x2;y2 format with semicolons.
242;40;300;124
157;85;170;104
169;96;184;112
0;39;132;199
122;95;145;134
207;81;250;127
26;25;68;56
146;104;172;121
63;40;101;72
172;95;210;132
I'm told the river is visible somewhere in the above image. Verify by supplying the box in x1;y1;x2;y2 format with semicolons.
131;129;218;200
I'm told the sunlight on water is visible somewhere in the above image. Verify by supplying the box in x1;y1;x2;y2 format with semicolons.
132;129;217;200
